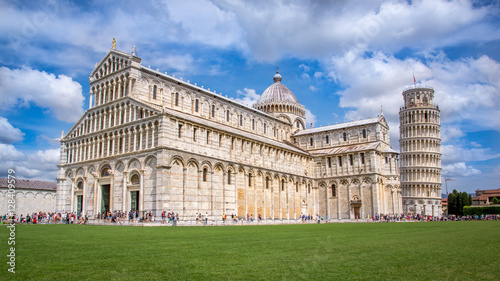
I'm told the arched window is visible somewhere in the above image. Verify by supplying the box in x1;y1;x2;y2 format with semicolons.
331;184;336;197
174;93;179;106
195;99;199;112
226;110;230;122
211;105;215;118
266;177;270;189
296;182;298;192
310;137;313;146
308;184;311;194
101;166;110;177
152;85;157;100
252;119;255;130
264;123;267;134
203;168;208;182
281;179;285;191
362;129;367;139
296;121;300;128
325;135;329;144
77;181;83;190
131;174;140;185
248;173;252;187
239;115;243;126
343;132;347;141
227;170;232;184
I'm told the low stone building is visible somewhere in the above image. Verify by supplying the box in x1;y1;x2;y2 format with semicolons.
472;188;500;205
0;178;56;215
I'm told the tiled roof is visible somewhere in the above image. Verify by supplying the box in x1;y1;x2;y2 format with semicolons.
0;178;57;191
308;142;380;156
293;117;382;136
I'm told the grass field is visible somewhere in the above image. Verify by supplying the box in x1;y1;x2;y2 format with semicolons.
1;221;499;280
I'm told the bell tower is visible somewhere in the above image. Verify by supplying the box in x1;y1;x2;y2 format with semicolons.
399;85;442;217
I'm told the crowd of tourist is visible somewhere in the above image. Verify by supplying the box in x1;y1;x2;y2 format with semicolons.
1;211;499;225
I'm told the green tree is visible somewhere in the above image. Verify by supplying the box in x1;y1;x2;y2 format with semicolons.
448;190;459;215
447;190;472;216
491;197;500;205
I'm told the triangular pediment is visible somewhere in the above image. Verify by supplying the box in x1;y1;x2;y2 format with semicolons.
90;48;134;79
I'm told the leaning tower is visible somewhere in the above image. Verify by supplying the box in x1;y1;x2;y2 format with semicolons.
399;85;442;216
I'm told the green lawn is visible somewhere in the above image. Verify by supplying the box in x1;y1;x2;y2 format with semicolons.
1;221;499;280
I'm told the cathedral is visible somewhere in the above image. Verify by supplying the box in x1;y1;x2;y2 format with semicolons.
56;43;405;221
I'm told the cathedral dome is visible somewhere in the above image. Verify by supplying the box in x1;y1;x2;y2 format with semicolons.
253;71;305;120
256;71;299;105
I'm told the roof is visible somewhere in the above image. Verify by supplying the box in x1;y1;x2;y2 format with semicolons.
255;72;300;106
0;178;57;191
308;142;381;156
294;117;384;136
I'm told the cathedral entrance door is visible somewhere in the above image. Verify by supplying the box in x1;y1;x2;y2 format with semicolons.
353;206;360;219
76;195;83;216
101;185;110;214
131;191;139;211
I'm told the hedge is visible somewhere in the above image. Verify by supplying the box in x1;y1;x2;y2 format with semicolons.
463;205;500;216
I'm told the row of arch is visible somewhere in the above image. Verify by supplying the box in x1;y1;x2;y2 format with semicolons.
400;124;440;139
65;121;159;164
93;55;130;80
68;102;155;139
301;127;371;149
400;108;440;125
400;168;442;184
92;74;133;107
0;191;55;199
254;101;306;118
400;153;441;168
401;183;441;199
400;139;441;153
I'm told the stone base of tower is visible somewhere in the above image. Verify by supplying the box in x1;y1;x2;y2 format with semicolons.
402;197;442;217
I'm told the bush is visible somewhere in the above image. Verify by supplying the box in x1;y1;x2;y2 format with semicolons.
463;206;500;216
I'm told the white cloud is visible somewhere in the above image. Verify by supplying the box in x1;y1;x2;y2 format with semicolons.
470;141;482;148
153;54;195;73
441;145;500;165
0;66;84;122
0;144;59;181
0;144;24;161
235;88;260;106
164;0;244;48
212;0;497;61
442;162;481;177
441;126;465;143
0;117;24;144
305;108;317;128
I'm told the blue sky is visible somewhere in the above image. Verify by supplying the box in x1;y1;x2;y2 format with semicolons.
0;0;499;194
